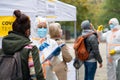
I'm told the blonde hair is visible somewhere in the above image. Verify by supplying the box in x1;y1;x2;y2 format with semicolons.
49;23;61;38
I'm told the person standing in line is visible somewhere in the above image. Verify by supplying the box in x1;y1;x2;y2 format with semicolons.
31;17;59;80
80;20;103;80
1;10;45;80
97;18;120;80
49;22;72;80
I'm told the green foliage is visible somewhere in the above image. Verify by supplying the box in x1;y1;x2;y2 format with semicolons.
99;0;120;26
60;0;120;36
60;0;89;33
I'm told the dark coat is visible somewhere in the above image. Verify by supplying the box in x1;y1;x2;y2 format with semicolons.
84;32;102;64
2;31;45;80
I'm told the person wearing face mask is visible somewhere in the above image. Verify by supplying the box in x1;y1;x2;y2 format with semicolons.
97;18;120;80
31;16;59;80
37;18;47;38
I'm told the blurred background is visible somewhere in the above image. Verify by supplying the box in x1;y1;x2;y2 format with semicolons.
0;0;120;44
58;0;120;39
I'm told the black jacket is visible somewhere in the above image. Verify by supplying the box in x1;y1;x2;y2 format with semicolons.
84;33;102;64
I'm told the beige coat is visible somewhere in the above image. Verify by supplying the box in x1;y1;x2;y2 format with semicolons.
51;39;72;80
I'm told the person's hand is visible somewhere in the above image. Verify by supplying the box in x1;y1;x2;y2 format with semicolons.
99;63;102;68
57;40;64;45
109;49;116;55
97;25;103;31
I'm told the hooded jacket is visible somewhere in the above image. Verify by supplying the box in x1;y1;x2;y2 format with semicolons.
81;20;102;63
82;30;102;64
2;31;45;80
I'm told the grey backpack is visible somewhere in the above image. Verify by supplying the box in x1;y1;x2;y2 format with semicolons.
0;49;23;80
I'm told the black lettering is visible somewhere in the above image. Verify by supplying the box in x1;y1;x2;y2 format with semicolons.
2;21;5;25
2;21;13;25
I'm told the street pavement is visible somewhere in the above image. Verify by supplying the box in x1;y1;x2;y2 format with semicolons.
66;42;107;80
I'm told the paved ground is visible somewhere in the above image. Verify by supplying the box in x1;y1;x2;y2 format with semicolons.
66;42;107;80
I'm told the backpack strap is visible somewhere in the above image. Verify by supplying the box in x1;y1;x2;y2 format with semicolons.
82;32;96;39
24;44;37;80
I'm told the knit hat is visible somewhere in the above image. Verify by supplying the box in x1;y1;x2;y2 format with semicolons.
81;20;90;29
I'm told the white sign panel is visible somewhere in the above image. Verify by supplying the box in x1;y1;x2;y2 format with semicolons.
46;1;56;18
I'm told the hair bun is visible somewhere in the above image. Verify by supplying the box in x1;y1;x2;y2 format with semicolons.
19;14;29;23
14;10;21;18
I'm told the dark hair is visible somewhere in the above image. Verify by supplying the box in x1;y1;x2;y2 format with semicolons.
12;10;30;35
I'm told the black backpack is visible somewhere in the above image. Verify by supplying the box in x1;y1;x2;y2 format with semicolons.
0;49;23;80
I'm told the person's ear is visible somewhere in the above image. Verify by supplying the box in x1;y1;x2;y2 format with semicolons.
25;29;30;37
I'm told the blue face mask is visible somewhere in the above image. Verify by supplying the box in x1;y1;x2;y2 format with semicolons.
37;28;47;38
109;24;115;29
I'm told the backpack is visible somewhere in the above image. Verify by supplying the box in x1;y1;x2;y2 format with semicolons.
0;49;23;80
0;44;36;80
73;33;94;61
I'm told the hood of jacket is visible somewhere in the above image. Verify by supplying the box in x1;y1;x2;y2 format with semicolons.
109;18;120;29
2;31;31;55
109;18;119;26
82;29;94;35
